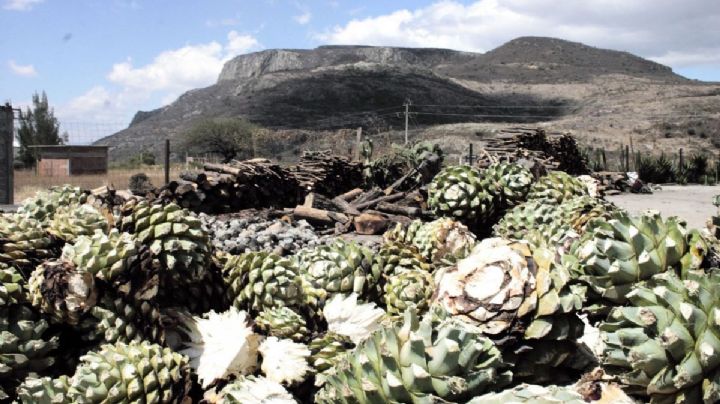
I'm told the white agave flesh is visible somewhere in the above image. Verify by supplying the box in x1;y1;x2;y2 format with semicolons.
434;238;535;333
324;293;385;344
222;376;297;404
259;337;311;385
178;307;260;387
578;175;600;198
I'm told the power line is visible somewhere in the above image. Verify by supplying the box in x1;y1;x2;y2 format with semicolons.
412;104;576;109
413;112;561;119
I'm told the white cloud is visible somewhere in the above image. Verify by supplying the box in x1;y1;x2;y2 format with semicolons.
226;31;261;56
62;86;112;115
316;0;720;68
60;31;262;132
107;42;226;94
3;0;42;11
294;11;312;25
107;31;260;95
8;60;37;77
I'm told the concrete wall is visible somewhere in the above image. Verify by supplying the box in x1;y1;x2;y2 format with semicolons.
0;106;13;204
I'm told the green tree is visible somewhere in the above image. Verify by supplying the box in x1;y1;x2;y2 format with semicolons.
182;118;257;163
16;91;64;167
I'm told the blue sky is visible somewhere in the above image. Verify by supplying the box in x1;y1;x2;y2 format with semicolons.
2;0;719;143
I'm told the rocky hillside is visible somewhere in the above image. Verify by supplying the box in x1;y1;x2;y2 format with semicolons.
96;37;713;161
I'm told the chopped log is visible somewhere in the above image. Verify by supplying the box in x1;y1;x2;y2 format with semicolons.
327;210;350;224
351;188;383;206
375;202;421;217
354;213;389;235
337;188;363;202
383;167;417;195
353;192;404;210
331;196;361;216
293;206;349;226
204;163;242;176
303;193;339;211
303;193;315;208
91;185;111;196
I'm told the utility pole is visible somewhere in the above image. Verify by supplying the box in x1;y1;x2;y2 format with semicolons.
403;101;410;145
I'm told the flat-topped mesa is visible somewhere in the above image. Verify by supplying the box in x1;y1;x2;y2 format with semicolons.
217;45;476;82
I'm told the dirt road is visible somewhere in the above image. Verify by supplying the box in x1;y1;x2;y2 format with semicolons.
606;185;720;230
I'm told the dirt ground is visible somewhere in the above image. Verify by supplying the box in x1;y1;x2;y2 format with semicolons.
606;185;720;230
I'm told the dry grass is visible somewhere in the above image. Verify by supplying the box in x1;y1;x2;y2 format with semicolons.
13;166;184;203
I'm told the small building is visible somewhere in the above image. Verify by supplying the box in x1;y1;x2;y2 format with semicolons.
30;145;109;176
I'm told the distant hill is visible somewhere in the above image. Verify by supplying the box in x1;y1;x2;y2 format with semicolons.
438;36;683;83
95;37;698;161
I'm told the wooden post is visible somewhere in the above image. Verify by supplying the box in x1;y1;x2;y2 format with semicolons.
601;148;607;171
625;145;630;172
355;127;362;161
679;148;684;169
0;105;13;204
468;143;474;165
164;139;170;185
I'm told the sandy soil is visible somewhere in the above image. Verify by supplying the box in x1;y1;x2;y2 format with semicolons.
606;185;720;230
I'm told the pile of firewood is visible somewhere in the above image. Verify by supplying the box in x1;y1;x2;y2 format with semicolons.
479;128;590;175
148;159;302;213
145;153;364;214
290;187;428;235
290;150;363;195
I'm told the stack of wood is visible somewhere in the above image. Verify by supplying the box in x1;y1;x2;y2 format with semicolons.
290;187;429;235
150;153;367;214
479;128;590;175
151;158;303;213
290;150;363;196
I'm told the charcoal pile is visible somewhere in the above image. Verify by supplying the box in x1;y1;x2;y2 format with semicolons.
291;150;363;196
200;212;326;255
480;128;590;175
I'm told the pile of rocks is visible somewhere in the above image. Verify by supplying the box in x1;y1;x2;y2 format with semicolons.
200;213;326;255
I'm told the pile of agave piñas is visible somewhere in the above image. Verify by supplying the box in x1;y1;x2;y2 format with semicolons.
2;161;720;404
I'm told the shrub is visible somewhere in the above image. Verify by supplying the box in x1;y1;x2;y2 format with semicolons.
687;154;709;183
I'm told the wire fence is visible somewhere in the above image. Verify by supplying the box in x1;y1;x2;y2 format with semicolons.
7;102;720;203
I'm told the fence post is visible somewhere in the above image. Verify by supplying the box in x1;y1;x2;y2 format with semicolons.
466;143;474;165
625;145;630;172
601;148;607;171
679;148;684;169
0;105;13;205
355;127;362;161
164;139;170;185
